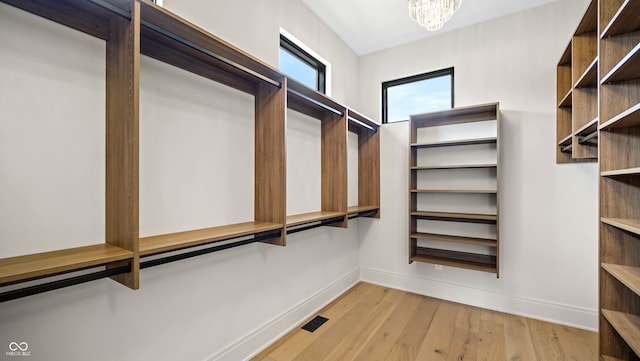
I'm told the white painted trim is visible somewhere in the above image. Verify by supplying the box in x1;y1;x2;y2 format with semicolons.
279;27;332;97
206;268;360;361
359;266;598;332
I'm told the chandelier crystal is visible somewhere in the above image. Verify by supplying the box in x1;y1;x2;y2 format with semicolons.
408;0;462;31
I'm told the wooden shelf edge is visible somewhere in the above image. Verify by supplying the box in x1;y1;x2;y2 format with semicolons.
411;189;497;194
411;137;497;148
601;218;640;236
411;211;497;223
558;89;573;108
347;205;379;215
558;134;572;146
602;263;640;297
411;247;497;273
139;221;283;256
601;167;640;177
574;57;598;88
286;211;346;227
0;244;133;286
410;103;498;126
412;163;497;170
411;232;496;247
601;309;640;357
576;117;599;136
600;355;626;361
599;103;640;130
347;108;379;132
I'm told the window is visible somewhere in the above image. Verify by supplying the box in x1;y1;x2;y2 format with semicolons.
382;68;454;124
279;34;326;93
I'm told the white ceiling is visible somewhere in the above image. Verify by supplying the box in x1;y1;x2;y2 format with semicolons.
301;0;559;55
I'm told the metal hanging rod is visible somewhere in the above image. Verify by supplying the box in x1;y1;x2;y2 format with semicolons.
287;89;344;117
140;231;282;269
347;116;376;132
141;20;282;88
286;217;345;235
88;0;132;19
348;209;378;219
578;131;598;145
0;264;131;303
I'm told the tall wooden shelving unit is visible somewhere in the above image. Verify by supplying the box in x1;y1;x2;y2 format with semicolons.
556;0;599;163
598;0;640;360
409;103;500;276
0;0;380;300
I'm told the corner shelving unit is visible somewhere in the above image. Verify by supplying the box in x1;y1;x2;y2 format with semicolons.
409;103;500;276
556;0;598;163
598;0;640;360
0;0;380;302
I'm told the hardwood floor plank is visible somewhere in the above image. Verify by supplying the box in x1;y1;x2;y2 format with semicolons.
477;309;506;361
504;313;539;361
351;292;423;361
415;300;460;360
252;283;598;361
383;296;441;361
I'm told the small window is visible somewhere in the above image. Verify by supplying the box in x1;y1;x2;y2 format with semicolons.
382;68;454;124
279;34;326;93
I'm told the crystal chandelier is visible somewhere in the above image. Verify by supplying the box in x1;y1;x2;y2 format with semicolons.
408;0;462;31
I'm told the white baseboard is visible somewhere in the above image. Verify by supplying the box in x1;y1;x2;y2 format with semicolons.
360;266;598;332
206;269;360;361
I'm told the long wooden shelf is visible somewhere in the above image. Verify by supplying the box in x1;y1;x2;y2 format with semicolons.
558;134;572;147
601;218;640;236
601;309;640;357
602;263;640;297
601;43;640;85
600;103;640;130
411;232;496;247
601;0;640;38
411;137;497;149
347;108;378;133
411;211;497;223
411;247;497;273
411;189;497;194
286;77;344;120
575;58;598;88
139;221;283;256
0;244;133;286
602;167;640;177
576;117;598;136
411;163;497;170
286;211;345;227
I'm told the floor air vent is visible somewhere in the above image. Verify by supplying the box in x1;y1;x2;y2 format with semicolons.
301;316;328;333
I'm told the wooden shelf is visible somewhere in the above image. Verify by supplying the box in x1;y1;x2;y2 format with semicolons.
558;134;572;146
411;211;497;223
602;309;640;357
139;221;283;256
575;58;598;88
574;0;597;35
602;263;640;297
601;0;640;38
411;232;496;247
411;247;497;274
558;89;573;108
347;108;379;133
347;205;379;215
286;211;345;227
411;163;497;170
411;189;497;194
602;167;640;177
411;137;497;149
576;117;599;135
0;244;133;286
600;103;640;130
601;356;626;361
286;77;344;120
601;218;640;236
601;43;640;85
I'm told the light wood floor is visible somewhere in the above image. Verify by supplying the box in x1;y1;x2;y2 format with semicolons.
252;282;597;361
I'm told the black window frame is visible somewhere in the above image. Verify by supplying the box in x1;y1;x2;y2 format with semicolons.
382;67;454;124
279;34;326;94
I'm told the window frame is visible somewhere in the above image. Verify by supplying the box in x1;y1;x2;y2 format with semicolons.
382;67;454;124
279;34;327;94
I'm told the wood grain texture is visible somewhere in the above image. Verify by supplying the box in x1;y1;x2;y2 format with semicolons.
321;110;348;228
286;211;346;227
357;123;380;218
255;80;287;245
601;0;640;38
0;244;133;286
250;283;599;361
105;1;140;289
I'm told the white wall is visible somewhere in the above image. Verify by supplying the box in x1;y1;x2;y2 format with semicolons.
0;1;362;361
357;0;599;330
